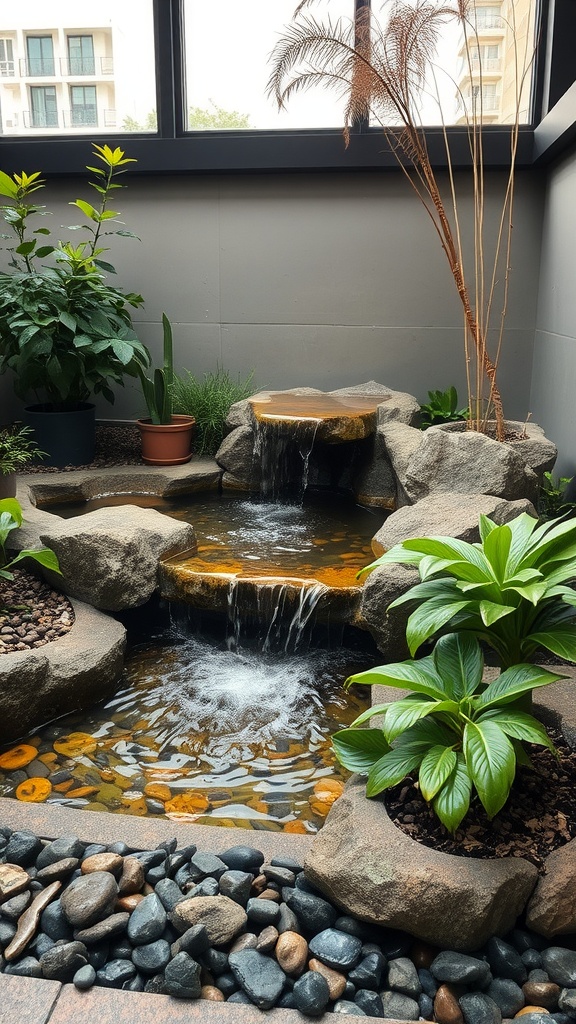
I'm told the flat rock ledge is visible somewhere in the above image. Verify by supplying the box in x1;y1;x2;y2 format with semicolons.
305;777;539;953
0;600;126;745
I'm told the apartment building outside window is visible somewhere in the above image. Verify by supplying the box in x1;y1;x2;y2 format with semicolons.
0;38;14;76
28;85;58;127
67;35;95;76
69;85;97;126
474;5;503;29
26;35;55;77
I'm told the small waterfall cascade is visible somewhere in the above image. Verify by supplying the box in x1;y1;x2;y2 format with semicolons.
225;576;330;655
253;417;320;503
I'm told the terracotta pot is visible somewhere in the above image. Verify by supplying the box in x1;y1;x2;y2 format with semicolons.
0;473;17;499
137;415;195;466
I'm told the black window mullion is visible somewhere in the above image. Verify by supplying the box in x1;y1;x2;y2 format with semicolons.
153;0;178;138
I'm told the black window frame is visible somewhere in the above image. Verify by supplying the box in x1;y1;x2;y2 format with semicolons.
0;0;572;175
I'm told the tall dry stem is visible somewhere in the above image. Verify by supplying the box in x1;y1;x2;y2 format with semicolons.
268;0;534;440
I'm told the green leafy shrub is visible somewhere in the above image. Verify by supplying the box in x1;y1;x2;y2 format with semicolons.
539;471;576;521
0;498;61;580
172;368;255;456
419;386;469;429
360;513;576;668
0;425;45;475
333;632;565;832
0;145;149;410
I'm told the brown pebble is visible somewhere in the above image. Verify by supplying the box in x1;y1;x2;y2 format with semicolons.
251;873;268;894
256;926;279;953
0;863;30;903
229;933;258;953
410;940;436;969
257;889;280;903
117;857;145;896
4;881;61;961
515;1008;550;1017
201;986;225;1002
82;853;124;877
308;958;347;999
116;894;145;912
434;983;465;1024
275;931;308;976
522;984;560;1011
142;882;154;895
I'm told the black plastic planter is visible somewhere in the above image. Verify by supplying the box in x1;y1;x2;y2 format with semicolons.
23;403;96;468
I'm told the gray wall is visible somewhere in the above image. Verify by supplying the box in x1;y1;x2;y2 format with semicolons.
0;168;543;425
530;149;576;477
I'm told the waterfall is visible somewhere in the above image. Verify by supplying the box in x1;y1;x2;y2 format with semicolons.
253;418;320;503
224;576;329;655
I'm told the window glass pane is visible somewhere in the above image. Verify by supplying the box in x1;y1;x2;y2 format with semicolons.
0;0;156;136
184;0;355;130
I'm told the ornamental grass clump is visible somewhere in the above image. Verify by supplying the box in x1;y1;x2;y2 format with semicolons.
361;513;576;668
333;632;566;832
172;368;255;456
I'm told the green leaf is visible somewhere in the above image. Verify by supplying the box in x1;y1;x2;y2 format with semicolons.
70;198;99;221
366;746;426;796
478;514;498;543
332;728;390;774
6;547;61;575
432;632;484;699
478;709;555;751
433;754;472;832
111;339;137;365
350;703;393;727
59;311;77;333
0;170;18;199
479;600;515;626
405;598;474;656
348;657;446;700
527;626;576;661
16;240;37;256
419;745;457;801
482;523;512;583
475;663;567;709
402;536;492;576
463;720;516;818
383;696;455;743
0;499;23;527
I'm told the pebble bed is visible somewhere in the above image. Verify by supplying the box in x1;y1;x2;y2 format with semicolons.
0;572;74;654
2;829;576;1019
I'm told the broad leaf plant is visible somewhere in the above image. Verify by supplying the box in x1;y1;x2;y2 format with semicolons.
334;632;566;833
360;513;576;669
0;498;61;581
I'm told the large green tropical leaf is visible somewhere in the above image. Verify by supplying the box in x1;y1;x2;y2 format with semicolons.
383;696;457;743
347;657;446;699
419;745;457;801
405;598;474;656
349;703;393;727
433;754;473;832
482;523;512;583
432;632;484;699
366;745;426;797
478;709;556;751
526;627;576;662
479;600;516;626
332;728;390;774
463;720;516;818
474;663;567;709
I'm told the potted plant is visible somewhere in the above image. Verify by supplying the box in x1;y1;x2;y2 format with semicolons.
0;424;45;499
136;313;195;465
0;145;150;467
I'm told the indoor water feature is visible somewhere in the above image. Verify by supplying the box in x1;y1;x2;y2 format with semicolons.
1;403;389;828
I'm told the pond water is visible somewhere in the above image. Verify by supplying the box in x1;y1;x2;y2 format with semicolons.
0;607;373;832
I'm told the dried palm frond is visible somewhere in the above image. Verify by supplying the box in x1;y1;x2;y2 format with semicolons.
268;0;534;439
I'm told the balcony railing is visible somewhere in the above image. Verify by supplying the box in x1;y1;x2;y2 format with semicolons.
63;107;98;128
20;57;55;77
60;56;114;77
469;56;501;72
473;16;504;30
23;109;60;128
0;60;15;77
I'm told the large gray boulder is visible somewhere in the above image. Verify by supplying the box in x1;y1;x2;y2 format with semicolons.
305;778;538;952
0;600;125;743
372;493;537;556
379;422;424;507
39;506;195;611
331;382;421;427
404;427;539;504
353;430;397;509
215;424;259;491
358;562;419;660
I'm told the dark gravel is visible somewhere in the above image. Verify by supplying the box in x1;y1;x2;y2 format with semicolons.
0;571;74;654
22;424;142;474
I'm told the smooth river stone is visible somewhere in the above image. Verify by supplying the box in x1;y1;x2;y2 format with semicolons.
435;983;466;1024
126;893;166;945
81;853;123;876
308;928;363;971
164;952;202;999
431;951;492;986
293;970;331;1017
308;958;347;999
3;881;62;961
39;941;88;982
117;856;145;896
60;871;118;928
540;949;576;987
170;895;247;945
275;931;309;975
522;983;560;1010
36;857;80;883
228;949;286;1010
73;912;130;944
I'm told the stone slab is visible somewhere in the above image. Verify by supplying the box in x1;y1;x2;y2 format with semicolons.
0;975;61;1024
47;983;398;1023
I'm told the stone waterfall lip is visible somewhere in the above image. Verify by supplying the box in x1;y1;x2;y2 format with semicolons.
249;390;392;443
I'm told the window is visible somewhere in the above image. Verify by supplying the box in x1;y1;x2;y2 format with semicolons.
28;86;58;127
470;82;500;111
474;5;503;29
69;85;97;126
67;36;95;76
469;44;501;70
0;38;14;77
183;0;353;130
26;36;55;77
